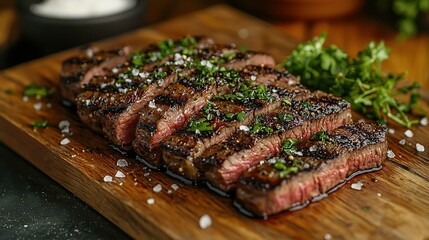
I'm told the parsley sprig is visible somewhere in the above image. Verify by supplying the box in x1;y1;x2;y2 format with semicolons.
281;33;421;127
273;158;301;178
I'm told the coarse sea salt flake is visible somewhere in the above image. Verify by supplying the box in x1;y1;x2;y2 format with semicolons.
153;184;162;193
116;159;129;167
115;170;126;178
199;214;212;229
387;150;395;159
147;198;155;204
250;75;257;81
377;193;382;197
33;102;42;111
239;125;249;131
399;139;406;145
388;128;395;134
60;138;70;145
103;175;113;182
119;182;123;186
324;233;332;240
171;183;179;191
404;129;413;138
148;100;156;108
58;120;70;129
420;117;428;126
416;143;425;152
23;96;29;102
351;181;363;190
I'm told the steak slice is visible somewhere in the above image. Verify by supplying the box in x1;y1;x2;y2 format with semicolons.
77;44;273;149
133;59;278;167
60;36;214;104
161;81;311;177
197;94;352;192
60;47;130;103
236;120;387;216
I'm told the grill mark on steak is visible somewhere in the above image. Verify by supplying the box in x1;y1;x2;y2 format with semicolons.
236;120;387;216
161;80;311;177
197;94;352;192
60;36;214;104
133;55;277;167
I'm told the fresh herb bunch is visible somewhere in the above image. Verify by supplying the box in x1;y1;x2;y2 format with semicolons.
281;33;421;127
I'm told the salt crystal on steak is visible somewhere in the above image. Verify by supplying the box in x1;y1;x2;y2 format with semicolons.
147;198;155;205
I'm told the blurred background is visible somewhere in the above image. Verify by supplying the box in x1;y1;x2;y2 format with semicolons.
0;0;428;75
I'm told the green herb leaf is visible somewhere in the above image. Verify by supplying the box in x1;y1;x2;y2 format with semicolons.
23;84;55;98
273;158;301;178
281;138;298;156
187;118;213;133
236;111;246;121
278;113;294;122
32;120;49;129
250;116;273;135
5;89;13;95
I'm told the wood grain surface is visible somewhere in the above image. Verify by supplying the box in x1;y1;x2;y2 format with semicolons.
0;5;428;240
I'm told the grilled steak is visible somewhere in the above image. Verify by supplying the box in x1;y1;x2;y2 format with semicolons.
197;94;352;192
60;47;130;103
133;57;277;166
161;80;310;176
77;42;275;149
236;120;387;216
60;36;214;104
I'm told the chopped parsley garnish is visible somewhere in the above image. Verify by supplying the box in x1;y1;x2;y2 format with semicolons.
281;138;298;156
236;111;246;121
223;52;236;60
278;112;293;122
131;51;144;66
250;116;273;135
5;89;13;95
180;37;197;47
281;33;421;127
310;130;334;144
301;101;312;109
23;84;55;98
32;120;49;129
187;118;213;133
273;158;301;178
216;83;275;103
281;99;292;106
202;101;216;120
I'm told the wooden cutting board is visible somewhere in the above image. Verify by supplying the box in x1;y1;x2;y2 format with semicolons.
0;5;428;239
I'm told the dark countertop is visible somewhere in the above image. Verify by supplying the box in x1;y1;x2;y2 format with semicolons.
0;144;130;239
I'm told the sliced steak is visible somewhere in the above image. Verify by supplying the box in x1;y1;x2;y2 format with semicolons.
161;81;310;176
236;120;387;216
133;57;277;167
197;94;352;192
60;47;130;103
77;44;273;149
61;36;214;104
